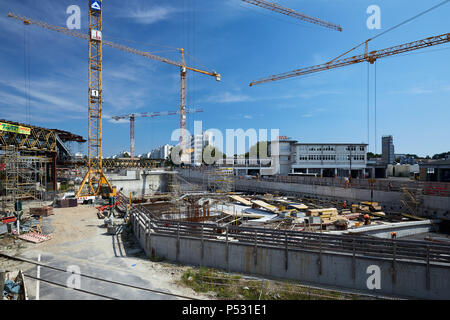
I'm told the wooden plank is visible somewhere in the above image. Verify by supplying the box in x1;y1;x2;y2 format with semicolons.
401;213;426;221
369;211;386;217
289;204;308;210
218;209;265;219
306;208;338;217
229;195;253;206
250;200;278;213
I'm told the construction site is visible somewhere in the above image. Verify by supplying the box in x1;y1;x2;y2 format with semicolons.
1;0;450;302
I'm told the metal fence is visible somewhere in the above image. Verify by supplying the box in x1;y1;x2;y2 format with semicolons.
131;202;450;265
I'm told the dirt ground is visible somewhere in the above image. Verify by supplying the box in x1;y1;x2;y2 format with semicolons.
0;204;214;300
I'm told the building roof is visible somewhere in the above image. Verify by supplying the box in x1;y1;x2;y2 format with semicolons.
419;159;450;167
294;143;368;146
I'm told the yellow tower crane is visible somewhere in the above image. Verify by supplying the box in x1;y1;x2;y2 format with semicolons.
8;10;221;194
241;0;342;32
248;33;450;86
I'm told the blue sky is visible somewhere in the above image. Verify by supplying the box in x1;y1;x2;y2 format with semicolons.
0;0;449;157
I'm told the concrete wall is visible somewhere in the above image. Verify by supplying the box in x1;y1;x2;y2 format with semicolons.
106;170;169;197
131;215;450;300
330;220;438;239
180;169;450;220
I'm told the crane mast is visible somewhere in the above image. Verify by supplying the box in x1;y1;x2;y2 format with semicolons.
76;0;113;197
180;49;189;163
111;109;204;160
7;12;221;166
249;33;450;86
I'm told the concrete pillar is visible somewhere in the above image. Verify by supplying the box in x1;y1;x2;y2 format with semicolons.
0;268;5;298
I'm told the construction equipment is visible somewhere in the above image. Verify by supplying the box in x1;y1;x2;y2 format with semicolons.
241;0;342;32
249;33;450;86
8;12;221;162
78;1;111;196
111;109;203;160
9;3;113;196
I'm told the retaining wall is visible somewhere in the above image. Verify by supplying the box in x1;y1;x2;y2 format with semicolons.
131;214;450;300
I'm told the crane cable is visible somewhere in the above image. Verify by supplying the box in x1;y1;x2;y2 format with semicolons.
367;63;370;149
358;0;450;154
328;0;450;64
374;61;377;155
23;23;31;124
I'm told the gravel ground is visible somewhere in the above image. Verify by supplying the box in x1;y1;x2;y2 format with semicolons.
0;204;214;300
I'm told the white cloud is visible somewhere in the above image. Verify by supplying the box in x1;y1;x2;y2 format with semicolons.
243;115;253;119
121;6;177;25
0;79;84;113
388;87;434;95
204;91;252;103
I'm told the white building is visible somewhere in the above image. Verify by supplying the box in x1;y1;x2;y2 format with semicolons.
190;132;213;166
149;144;173;160
290;142;368;178
214;139;368;178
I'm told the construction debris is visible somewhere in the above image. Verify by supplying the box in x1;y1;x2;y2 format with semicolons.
18;232;52;244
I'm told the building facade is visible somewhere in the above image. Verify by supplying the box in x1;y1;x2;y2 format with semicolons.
382;135;395;165
190;132;213;166
419;160;450;182
214;139;368;178
149;144;173;160
291;143;368;178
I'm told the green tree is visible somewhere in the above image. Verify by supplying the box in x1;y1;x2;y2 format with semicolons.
202;145;224;165
244;141;271;159
432;151;450;160
367;152;381;159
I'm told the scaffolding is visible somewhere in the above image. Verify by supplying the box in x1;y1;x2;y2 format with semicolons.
201;167;234;193
167;172;180;196
400;185;423;217
0;146;49;211
215;167;235;193
1;146;18;211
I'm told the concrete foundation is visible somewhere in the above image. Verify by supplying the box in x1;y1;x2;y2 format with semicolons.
329;220;439;239
180;169;450;220
106;170;173;197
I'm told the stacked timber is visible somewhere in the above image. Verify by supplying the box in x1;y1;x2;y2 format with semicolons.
29;207;54;217
306;208;347;225
357;202;386;217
